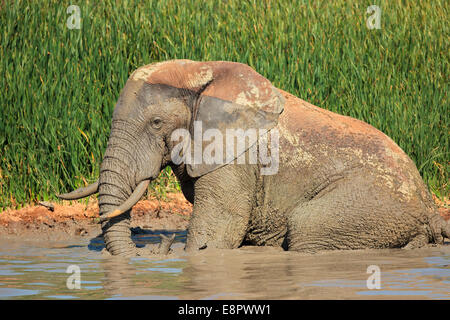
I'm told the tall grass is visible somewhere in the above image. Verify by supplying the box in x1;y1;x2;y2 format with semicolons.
0;0;448;208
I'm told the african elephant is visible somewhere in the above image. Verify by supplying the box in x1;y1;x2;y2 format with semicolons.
58;59;449;256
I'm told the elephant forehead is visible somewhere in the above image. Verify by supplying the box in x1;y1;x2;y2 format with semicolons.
130;60;284;114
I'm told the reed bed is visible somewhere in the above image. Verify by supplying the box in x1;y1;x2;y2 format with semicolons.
0;0;448;208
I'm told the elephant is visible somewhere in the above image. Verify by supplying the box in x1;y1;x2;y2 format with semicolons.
58;59;450;256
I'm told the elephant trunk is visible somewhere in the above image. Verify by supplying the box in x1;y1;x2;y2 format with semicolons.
98;131;141;257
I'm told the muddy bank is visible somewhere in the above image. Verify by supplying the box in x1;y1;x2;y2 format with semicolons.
0;193;192;241
0;192;448;242
434;194;450;221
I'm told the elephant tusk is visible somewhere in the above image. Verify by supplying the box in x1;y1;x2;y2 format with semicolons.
57;181;99;200
99;179;150;223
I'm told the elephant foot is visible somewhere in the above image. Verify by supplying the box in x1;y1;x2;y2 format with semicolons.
101;248;111;256
136;233;176;256
102;234;176;257
157;233;176;254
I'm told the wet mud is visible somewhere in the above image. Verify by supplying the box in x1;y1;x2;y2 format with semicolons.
0;193;448;299
0;193;192;241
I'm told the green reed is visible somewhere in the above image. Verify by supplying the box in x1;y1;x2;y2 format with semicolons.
0;0;448;208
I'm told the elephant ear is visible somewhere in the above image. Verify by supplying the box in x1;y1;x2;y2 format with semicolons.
131;60;285;177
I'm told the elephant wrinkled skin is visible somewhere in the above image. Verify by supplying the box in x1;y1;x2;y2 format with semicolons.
59;60;450;256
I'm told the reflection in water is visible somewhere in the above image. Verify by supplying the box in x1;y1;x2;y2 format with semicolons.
0;233;448;299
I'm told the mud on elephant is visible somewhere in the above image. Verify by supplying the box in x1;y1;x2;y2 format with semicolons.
58;60;450;256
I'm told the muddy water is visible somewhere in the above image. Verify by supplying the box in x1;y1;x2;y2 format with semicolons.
0;231;449;300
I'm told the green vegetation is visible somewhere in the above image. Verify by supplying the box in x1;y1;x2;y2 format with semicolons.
0;0;448;208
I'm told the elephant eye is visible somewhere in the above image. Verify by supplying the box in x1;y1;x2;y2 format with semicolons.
151;117;163;129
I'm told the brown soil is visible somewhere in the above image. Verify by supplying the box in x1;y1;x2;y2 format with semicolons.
0;192;448;242
0;192;192;241
432;193;450;221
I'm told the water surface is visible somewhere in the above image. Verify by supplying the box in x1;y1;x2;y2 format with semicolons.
0;232;448;299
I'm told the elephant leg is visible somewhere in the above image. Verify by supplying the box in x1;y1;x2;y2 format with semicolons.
403;231;429;249
185;165;256;251
285;172;432;253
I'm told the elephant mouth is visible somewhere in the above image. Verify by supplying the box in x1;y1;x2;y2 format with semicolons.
98;179;150;222
58;178;151;223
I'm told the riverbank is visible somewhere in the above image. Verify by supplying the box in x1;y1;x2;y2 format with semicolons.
0;192;448;241
0;192;192;241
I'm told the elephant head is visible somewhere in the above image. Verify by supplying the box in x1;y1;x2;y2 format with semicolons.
58;60;284;256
